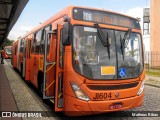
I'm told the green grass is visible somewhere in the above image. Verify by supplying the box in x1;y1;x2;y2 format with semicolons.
146;71;160;77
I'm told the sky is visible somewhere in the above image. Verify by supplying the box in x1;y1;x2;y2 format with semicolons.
8;0;150;51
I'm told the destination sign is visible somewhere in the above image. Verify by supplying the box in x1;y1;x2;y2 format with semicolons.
73;8;140;29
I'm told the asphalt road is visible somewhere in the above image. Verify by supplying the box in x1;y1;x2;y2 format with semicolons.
4;59;160;120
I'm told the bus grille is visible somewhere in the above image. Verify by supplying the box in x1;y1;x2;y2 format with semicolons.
87;82;139;90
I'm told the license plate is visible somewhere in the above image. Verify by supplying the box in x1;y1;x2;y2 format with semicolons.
109;103;122;110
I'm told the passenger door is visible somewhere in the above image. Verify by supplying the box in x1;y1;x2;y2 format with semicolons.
54;24;64;111
43;28;57;99
25;38;32;81
43;24;64;112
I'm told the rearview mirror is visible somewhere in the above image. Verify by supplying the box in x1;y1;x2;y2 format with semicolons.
62;22;71;46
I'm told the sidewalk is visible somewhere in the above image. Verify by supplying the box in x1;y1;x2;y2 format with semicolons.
145;75;160;88
1;60;53;120
0;60;21;120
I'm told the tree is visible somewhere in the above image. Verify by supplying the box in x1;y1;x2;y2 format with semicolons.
4;39;14;46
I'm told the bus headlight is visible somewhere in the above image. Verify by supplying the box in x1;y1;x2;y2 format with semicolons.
137;81;145;96
70;82;90;101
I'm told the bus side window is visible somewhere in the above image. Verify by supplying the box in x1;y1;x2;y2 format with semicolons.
40;29;45;54
24;38;26;58
31;35;35;53
35;29;42;54
46;25;51;54
15;45;17;55
20;39;24;53
40;25;52;54
28;40;31;58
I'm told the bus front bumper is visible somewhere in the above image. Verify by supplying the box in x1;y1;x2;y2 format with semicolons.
64;92;144;116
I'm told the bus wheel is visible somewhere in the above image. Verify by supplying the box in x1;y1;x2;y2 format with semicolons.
38;72;44;98
21;64;24;80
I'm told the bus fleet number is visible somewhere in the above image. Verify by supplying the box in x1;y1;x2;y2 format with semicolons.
93;93;112;100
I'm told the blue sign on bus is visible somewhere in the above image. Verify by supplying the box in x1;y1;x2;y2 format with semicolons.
119;68;126;77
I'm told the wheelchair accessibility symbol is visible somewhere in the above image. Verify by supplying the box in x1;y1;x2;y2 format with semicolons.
119;68;126;77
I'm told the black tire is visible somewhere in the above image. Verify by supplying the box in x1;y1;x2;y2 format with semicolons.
38;73;44;98
21;64;25;80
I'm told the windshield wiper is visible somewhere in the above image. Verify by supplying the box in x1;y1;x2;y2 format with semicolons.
94;23;110;59
120;28;132;60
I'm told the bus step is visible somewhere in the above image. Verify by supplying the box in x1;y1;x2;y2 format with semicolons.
58;98;63;108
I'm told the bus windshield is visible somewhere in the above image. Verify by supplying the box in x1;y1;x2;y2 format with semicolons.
73;26;143;80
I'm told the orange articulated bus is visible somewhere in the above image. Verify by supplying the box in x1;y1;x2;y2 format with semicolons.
11;6;145;116
4;46;12;59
